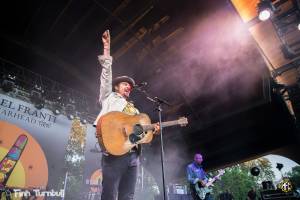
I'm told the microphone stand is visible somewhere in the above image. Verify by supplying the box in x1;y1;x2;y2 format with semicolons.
135;86;171;200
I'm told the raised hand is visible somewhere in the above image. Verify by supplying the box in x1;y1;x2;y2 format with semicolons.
102;30;110;49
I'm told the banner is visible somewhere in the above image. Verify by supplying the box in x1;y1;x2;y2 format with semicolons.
0;93;102;199
0;93;72;198
82;124;102;199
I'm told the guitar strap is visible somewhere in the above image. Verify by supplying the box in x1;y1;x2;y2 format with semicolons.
122;101;139;115
122;102;142;155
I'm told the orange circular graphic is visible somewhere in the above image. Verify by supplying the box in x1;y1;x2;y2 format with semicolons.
89;169;102;193
0;121;48;199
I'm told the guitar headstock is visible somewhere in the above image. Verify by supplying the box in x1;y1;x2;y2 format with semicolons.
178;117;188;127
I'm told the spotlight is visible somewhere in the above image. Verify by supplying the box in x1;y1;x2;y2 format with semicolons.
1;74;16;93
30;88;45;110
51;91;63;115
68;114;75;120
298;23;300;31
257;0;276;21
78;112;89;124
81;119;87;124
52;103;62;115
259;10;271;21
65;103;76;120
54;109;60;115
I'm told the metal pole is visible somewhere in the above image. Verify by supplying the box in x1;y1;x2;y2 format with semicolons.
62;171;68;200
141;166;144;190
158;104;168;200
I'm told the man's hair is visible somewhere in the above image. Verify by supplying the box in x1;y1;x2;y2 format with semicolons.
194;152;202;156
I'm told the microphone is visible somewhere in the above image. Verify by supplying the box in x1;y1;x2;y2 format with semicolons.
134;82;147;88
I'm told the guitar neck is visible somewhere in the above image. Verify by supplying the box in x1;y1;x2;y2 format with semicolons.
142;120;181;131
207;174;222;186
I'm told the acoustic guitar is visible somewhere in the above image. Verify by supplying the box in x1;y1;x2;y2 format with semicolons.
96;111;188;155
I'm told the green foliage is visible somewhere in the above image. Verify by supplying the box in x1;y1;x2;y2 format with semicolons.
212;158;275;199
212;166;257;199
286;166;300;188
62;119;87;200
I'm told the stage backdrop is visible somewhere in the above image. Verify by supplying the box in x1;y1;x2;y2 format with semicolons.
82;123;103;199
0;93;93;193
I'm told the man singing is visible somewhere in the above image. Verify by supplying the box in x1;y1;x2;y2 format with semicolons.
186;153;213;200
94;30;159;200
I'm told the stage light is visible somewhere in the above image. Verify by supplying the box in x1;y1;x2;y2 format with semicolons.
1;74;16;93
65;103;76;120
54;109;60;115
78;112;88;124
68;114;75;120
259;10;271;21
51;91;63;115
81;119;87;124
52;103;62;115
257;0;276;21
298;23;300;30
30;86;45;110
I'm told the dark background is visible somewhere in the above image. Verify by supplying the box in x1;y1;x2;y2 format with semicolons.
1;0;298;190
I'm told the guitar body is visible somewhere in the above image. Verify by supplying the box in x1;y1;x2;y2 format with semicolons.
96;111;154;156
194;170;225;199
195;183;212;200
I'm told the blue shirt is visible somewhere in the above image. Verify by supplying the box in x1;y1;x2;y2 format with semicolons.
186;162;208;185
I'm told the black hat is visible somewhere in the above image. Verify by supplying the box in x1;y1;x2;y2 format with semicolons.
112;76;135;89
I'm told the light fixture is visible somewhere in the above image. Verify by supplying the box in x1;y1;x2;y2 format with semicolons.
78;112;89;124
30;85;45;110
257;0;276;21
1;74;16;93
52;103;62;115
81;119;87;124
65;103;76;120
259;10;271;21
51;91;63;115
68;114;75;120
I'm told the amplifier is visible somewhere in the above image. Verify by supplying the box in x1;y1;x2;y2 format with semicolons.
260;189;298;199
168;194;193;200
168;184;188;195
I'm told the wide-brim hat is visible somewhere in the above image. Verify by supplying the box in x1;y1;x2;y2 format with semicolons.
112;76;135;89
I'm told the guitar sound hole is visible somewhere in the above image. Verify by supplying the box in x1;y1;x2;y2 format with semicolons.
129;124;144;144
133;124;143;135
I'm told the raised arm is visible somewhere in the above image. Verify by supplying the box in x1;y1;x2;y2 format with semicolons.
99;30;113;102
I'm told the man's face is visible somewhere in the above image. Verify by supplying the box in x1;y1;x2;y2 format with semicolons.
194;154;203;165
115;82;132;98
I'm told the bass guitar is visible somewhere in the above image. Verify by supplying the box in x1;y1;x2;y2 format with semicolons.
195;169;225;199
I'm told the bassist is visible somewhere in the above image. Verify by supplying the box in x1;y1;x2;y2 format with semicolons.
187;153;214;200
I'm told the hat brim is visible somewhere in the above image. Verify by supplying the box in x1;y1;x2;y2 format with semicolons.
112;76;135;89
